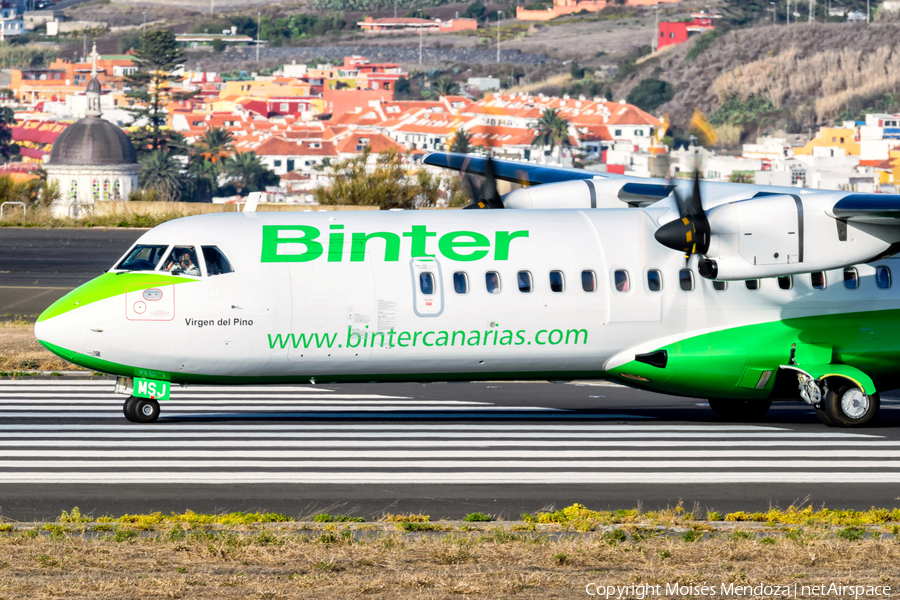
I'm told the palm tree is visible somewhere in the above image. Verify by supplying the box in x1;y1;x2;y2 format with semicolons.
185;155;219;202
139;150;183;201
531;108;572;162
449;129;473;154
435;77;459;97
196;127;234;166
224;151;278;196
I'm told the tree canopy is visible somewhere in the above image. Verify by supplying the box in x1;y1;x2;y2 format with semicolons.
124;30;190;156
626;78;674;113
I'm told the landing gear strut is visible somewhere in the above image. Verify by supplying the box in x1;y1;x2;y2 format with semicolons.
707;398;772;422
123;396;160;423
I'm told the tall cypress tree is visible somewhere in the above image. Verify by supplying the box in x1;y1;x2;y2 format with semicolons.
124;30;191;157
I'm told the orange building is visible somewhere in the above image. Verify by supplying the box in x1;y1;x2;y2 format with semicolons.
358;17;477;33
9;54;136;105
517;0;680;21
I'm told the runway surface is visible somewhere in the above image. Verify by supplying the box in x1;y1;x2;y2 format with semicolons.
4;377;900;521
0;228;143;316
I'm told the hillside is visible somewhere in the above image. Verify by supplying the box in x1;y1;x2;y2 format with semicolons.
614;21;900;139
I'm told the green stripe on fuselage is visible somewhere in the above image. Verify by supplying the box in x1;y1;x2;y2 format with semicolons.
609;308;900;399
37;272;197;323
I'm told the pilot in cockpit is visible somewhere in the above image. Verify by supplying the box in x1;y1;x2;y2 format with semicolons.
163;247;201;276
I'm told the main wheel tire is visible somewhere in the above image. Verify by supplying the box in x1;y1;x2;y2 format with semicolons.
822;384;879;427
814;406;837;427
123;396;138;422
707;398;772;422
132;398;160;423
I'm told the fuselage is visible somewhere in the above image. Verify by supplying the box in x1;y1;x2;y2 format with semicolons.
34;209;900;400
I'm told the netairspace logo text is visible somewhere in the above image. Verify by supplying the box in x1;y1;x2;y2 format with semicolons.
584;582;892;599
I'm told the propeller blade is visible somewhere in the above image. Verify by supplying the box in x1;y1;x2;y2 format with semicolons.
656;152;710;258
461;155;504;210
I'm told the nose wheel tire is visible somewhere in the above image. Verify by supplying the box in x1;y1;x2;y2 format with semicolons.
123;396;160;423
821;385;879;427
707;398;772;422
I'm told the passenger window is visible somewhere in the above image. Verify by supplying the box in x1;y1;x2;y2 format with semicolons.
876;266;892;289
550;270;565;292
647;269;662;292
843;267;859;290
614;270;629;292
161;246;201;277
201;246;234;276
453;272;469;294
517;271;533;293
419;272;435;295
712;280;726;291
811;271;826;290
679;269;694;291
581;270;597;292
745;279;760;291
485;271;501;294
777;276;792;290
116;244;168;271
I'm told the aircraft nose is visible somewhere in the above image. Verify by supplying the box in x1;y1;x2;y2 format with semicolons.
33;290;85;364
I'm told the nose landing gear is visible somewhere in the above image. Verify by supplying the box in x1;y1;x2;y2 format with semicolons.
123;396;160;423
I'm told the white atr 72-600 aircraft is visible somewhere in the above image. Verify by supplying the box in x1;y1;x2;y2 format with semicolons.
33;152;900;427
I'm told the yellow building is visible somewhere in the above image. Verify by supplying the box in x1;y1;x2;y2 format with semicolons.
221;78;312;99
794;127;860;156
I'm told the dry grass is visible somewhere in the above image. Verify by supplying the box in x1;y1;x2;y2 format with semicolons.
0;320;79;374
713;44;900;121
0;517;897;599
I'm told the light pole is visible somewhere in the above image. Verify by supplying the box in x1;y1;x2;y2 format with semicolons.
419;30;422;64
256;11;261;62
653;4;659;50
770;1;776;24
142;11;145;31
496;10;501;63
867;0;870;22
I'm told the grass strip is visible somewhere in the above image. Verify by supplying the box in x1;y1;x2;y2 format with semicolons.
2;504;900;599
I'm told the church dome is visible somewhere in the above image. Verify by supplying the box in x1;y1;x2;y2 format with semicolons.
49;116;137;166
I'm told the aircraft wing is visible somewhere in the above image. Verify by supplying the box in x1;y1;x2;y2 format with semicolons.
423;152;606;186
831;194;900;224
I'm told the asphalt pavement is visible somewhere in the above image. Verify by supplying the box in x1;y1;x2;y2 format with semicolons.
0;228;144;317
3;376;900;522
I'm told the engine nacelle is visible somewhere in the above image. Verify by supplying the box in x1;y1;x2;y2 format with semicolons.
697;193;900;280
502;178;674;210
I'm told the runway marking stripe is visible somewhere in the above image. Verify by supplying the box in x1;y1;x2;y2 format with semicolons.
0;424;795;431
2;440;895;447
2;459;899;467
4;472;900;483
2;450;898;458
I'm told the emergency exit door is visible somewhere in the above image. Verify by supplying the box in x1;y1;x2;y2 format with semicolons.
410;257;444;317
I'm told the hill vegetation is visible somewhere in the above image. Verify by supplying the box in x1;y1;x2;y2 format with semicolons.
614;21;900;141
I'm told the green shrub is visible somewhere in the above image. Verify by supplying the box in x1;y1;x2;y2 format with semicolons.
604;528;627;545
837;527;864;542
313;513;333;522
464;512;492;522
626;78;674;112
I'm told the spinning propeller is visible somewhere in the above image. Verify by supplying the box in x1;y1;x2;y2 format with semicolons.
460;155;504;210
654;156;710;265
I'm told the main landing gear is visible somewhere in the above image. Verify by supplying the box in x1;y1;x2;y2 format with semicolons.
123;396;160;423
707;398;772;422
814;382;880;428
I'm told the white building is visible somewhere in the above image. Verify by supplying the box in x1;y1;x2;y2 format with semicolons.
46;54;139;217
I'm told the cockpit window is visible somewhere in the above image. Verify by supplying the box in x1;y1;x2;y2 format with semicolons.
162;246;201;277
202;246;234;276
116;245;169;272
